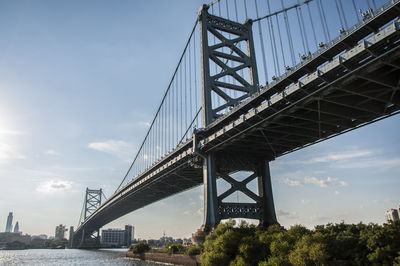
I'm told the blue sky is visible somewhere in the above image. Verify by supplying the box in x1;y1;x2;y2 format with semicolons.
0;0;399;239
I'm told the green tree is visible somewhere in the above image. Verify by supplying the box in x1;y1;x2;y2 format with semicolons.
131;242;150;254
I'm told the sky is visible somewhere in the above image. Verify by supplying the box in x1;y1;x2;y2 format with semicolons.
0;0;399;239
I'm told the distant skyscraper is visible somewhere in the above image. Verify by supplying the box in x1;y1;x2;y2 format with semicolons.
5;212;13;233
55;224;67;240
385;209;399;222
13;221;19;233
69;226;74;248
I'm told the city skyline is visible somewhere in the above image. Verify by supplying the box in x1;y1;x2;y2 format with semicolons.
0;0;399;239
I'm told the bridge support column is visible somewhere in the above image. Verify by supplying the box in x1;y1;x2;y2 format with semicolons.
198;157;278;237
257;160;278;228
202;153;218;231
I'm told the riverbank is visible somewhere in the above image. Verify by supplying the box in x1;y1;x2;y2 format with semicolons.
126;251;200;265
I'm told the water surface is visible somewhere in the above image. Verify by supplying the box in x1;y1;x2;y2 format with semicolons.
0;248;158;265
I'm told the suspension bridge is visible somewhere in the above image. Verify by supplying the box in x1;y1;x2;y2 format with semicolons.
71;0;400;248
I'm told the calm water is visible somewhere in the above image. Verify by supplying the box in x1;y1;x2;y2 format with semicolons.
0;248;158;265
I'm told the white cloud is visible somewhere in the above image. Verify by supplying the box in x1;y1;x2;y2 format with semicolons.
338;158;400;169
36;180;72;193
282;177;348;188
304;177;347;188
334;191;340;195
44;149;60;156
309;150;373;163
282;178;303;186
88;139;134;159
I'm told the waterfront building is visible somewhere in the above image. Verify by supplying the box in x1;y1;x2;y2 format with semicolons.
385;208;399;222
101;228;126;247
0;232;31;249
31;234;47;240
5;212;13;233
55;224;68;240
124;225;134;246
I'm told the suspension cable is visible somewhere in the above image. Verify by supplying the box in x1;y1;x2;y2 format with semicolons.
275;14;287;68
334;0;345;30
295;7;307;55
298;1;310;53
253;0;312;22
266;0;280;76
352;0;360;22
254;0;269;83
338;0;348;30
317;0;329;43
115;20;198;193
281;0;296;65
306;2;318;48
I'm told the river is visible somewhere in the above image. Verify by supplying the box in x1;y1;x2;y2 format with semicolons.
0;248;158;265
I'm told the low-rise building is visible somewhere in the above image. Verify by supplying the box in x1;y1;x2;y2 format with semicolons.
101;229;126;247
385;208;399;222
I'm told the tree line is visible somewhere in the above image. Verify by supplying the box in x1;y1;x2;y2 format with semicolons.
201;219;400;265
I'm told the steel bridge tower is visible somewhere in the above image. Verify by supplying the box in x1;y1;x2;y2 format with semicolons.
198;5;278;232
73;188;103;248
84;188;102;220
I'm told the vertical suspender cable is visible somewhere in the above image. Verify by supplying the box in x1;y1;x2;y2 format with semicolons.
275;14;286;69
295;7;307;55
366;0;372;10
189;41;193;132
334;0;345;30
175;74;177;145
184;52;187;139
180;64;183;142
194;32;198;128
297;1;310;53
243;0;248;19
281;0;296;65
372;0;377;10
338;0;348;30
306;2;318;49
317;0;329;43
266;0;280;76
254;0;269;83
319;0;331;41
234;0;239;22
352;0;360;22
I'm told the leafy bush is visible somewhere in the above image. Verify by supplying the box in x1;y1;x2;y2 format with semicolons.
167;243;186;254
185;245;201;256
131;242;150;254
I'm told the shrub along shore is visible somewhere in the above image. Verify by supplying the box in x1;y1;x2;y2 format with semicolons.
127;219;400;265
